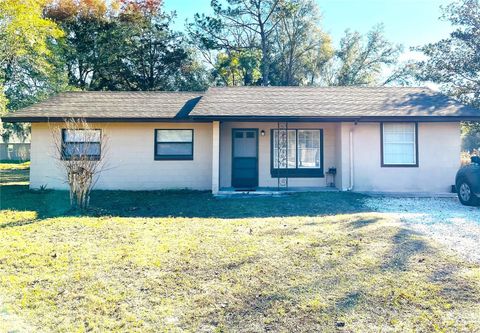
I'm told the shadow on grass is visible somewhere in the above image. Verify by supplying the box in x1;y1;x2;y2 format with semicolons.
381;227;480;304
335;291;362;310
0;219;39;229
1;184;368;222
382;229;428;271
349;217;380;229
209;223;480;332
2;173;480;331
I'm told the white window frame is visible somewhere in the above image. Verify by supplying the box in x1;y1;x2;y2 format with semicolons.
381;122;418;167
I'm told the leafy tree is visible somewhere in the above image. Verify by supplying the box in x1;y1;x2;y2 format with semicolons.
0;0;64;141
0;0;63;78
415;0;480;151
170;49;212;91
324;25;402;86
45;0;116;90
190;1;400;87
236;50;263;85
270;0;333;86
46;0;209;91
189;0;284;86
463;122;480;151
0;89;6;116
213;50;261;86
114;11;208;91
416;0;479;107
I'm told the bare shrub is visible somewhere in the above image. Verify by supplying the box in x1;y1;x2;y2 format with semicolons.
51;119;108;209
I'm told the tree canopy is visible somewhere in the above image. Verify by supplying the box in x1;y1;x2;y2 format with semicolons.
0;0;64;141
415;0;480;150
416;0;479;108
44;0;209;91
0;0;478;145
189;0;401;87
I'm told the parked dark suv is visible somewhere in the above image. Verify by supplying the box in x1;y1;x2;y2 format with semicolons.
456;156;480;206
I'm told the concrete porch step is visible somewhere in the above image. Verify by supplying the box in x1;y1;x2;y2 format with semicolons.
216;186;340;197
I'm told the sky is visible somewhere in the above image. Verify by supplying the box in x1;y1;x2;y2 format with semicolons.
164;0;454;53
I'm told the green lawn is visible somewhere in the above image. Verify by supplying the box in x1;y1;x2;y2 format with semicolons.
1;166;480;332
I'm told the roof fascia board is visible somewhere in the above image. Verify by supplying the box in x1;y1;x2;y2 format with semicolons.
1;117;212;123
189;115;480;122
3;115;480;123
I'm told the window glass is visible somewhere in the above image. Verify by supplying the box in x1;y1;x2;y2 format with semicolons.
62;129;101;160
64;129;101;142
298;130;320;168
273;129;321;169
234;131;257;157
383;123;416;165
64;143;101;156
155;130;193;159
157;129;192;142
156;143;192;156
273;130;296;168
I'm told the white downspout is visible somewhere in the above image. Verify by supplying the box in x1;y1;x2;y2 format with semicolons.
347;128;354;191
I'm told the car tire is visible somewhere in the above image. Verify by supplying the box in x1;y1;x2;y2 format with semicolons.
457;179;479;206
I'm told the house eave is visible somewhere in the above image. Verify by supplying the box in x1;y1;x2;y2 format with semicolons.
189;115;480;122
2;115;479;123
0;116;211;123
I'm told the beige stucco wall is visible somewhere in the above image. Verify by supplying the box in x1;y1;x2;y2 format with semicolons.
29;121;461;193
348;122;461;193
30;122;213;190
219;122;337;188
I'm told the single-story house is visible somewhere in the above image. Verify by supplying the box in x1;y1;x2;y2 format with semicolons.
2;87;479;194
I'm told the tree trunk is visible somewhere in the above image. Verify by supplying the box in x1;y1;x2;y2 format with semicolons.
260;25;269;86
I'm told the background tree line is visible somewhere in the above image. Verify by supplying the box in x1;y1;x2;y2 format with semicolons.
0;0;478;150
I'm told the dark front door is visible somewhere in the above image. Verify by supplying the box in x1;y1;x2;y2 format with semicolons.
232;129;258;189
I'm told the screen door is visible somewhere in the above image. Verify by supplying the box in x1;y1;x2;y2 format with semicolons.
232;129;258;188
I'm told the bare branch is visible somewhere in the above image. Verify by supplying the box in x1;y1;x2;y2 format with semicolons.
49;119;109;209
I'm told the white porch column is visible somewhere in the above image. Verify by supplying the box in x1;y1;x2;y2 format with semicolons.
338;122;355;191
335;122;355;191
212;121;220;195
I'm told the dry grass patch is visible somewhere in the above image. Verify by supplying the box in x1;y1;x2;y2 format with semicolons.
0;212;479;332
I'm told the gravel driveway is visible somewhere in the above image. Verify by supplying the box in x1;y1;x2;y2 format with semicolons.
364;197;480;263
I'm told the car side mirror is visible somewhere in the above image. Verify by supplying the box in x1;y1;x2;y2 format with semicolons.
472;156;480;164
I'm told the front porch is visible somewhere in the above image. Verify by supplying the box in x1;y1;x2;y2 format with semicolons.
211;121;355;195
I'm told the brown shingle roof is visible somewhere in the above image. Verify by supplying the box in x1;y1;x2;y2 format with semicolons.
2;91;202;121
191;86;479;119
2;87;479;122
